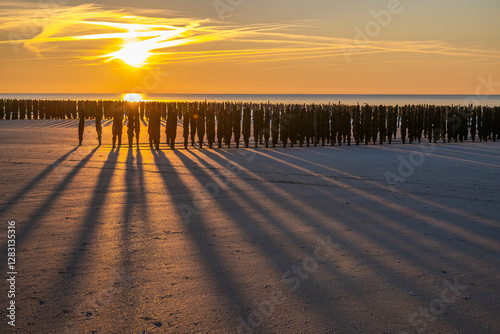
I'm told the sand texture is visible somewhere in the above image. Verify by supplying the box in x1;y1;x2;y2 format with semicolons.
0;119;499;333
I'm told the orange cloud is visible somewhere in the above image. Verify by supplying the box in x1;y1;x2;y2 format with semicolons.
1;1;499;70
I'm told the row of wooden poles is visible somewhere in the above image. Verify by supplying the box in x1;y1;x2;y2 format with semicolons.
1;99;499;149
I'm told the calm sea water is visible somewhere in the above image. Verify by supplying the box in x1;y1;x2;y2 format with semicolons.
1;94;499;106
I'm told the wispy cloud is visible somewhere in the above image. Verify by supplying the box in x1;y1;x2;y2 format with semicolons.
1;1;499;68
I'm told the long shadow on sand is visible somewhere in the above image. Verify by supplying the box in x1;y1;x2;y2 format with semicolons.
0;147;96;273
245;148;498;332
0;146;78;215
162;149;360;331
30;148;120;332
183;147;496;333
151;148;255;324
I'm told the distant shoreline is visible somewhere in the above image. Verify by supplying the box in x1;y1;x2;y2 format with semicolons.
1;94;500;106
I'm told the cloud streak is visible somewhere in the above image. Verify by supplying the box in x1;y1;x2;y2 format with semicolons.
1;1;499;68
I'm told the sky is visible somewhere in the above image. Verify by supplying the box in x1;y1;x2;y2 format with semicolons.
0;0;499;94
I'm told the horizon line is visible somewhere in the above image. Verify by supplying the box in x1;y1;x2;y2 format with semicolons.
1;93;500;96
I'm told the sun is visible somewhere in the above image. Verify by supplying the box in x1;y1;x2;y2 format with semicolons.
106;42;152;68
123;93;143;102
96;22;198;68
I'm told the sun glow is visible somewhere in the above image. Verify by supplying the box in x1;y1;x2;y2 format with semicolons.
107;43;152;67
3;1;500;87
96;22;199;68
123;93;143;102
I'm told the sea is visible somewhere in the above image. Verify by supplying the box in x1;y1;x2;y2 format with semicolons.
0;94;499;107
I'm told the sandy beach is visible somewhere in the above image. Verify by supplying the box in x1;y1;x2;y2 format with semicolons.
0;118;499;333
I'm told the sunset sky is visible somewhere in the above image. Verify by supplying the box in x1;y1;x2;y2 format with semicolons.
0;0;499;94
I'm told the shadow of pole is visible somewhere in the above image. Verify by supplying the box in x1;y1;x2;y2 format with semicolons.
200;149;490;332
46;148;120;332
0;147;97;272
0;147;78;214
174;149;357;330
151;149;250;321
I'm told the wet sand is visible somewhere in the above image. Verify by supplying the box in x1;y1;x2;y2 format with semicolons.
0;119;499;333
